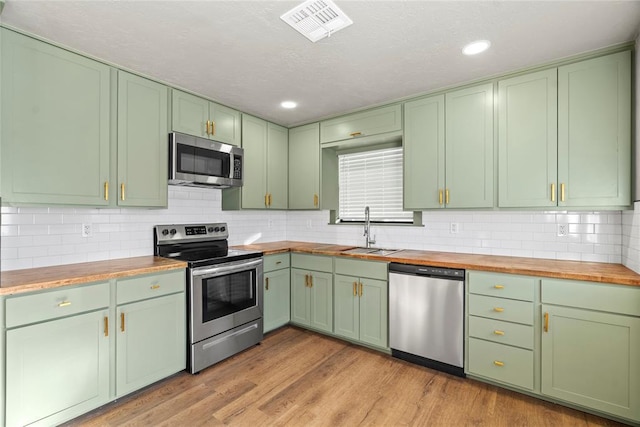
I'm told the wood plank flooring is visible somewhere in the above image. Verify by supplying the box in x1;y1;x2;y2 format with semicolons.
64;327;627;426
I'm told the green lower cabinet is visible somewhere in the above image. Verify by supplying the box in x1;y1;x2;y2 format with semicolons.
541;304;640;422
290;268;333;333
334;274;388;349
263;268;291;333
116;293;186;397
5;310;110;427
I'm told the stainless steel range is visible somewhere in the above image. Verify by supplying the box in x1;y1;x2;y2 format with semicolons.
154;223;263;374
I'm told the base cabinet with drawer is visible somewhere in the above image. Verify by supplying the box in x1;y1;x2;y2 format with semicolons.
333;258;388;349
263;253;291;333
290;253;333;333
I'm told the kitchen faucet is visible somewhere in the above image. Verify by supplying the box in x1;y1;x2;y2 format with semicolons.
364;206;376;248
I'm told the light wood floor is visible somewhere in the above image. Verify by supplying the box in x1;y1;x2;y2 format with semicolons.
64;326;627;427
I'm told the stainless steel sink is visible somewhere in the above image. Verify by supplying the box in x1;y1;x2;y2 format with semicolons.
342;247;401;256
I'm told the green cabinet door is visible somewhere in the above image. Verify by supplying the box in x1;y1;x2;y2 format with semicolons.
291;268;311;326
171;89;210;138
309;271;333;333
541;305;640;421
240;114;268;208
445;83;495;208
267;123;289;209
558;51;631;207
116;293;186;397
498;69;558;207
5;310;110;427
403;95;445;209
1;29;111;205
359;277;387;348
117;71;168;207
264;268;291;333
209;101;241;146
320;104;402;144
289;123;320;209
334;274;360;341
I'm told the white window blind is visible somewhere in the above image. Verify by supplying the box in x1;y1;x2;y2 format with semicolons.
338;147;412;222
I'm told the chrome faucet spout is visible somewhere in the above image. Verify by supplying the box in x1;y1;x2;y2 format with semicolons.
364;206;376;248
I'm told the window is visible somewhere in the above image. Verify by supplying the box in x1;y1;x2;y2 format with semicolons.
338;146;413;223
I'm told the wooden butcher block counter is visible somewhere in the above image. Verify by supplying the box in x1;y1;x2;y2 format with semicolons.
233;240;640;287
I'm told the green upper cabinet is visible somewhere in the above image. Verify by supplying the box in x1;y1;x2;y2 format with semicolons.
320;104;402;145
289;123;321;209
1;29;111;205
223;114;288;209
171;89;241;146
445;83;495;208
117;71;168;207
498;69;558;208
403;94;445;209
558;51;631;207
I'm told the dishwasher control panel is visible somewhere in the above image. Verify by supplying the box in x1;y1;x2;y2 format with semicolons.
389;263;464;279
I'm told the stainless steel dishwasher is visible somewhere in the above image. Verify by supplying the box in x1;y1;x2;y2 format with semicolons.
389;263;465;377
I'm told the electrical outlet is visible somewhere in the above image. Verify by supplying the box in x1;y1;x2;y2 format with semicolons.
268;220;273;229
306;220;313;229
450;223;459;234
557;224;568;237
81;223;92;237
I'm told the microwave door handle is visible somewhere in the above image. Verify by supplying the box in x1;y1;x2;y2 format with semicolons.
192;258;262;278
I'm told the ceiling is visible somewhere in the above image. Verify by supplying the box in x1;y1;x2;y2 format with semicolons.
2;1;640;127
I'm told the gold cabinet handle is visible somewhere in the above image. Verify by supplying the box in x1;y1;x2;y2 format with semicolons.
205;120;211;135
211;120;216;136
544;312;549;332
104;181;109;201
58;301;71;308
349;131;362;137
150;284;160;290
268;193;272;207
309;275;313;288
353;281;357;296
104;316;109;337
120;183;125;201
445;189;450;205
314;194;319;208
494;285;504;289
438;189;443;205
493;307;504;313
304;274;309;287
359;282;363;297
265;277;270;291
551;183;556;202
560;183;565;202
120;312;125;332
265;194;269;207
493;361;505;367
493;330;505;336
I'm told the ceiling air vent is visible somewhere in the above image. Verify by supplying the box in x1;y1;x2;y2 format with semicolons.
281;0;353;43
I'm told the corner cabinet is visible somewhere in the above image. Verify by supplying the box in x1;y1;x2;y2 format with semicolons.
117;71;169;207
263;253;291;333
171;89;241;146
290;253;333;333
223;114;288;210
289;123;321;209
1;28;111;206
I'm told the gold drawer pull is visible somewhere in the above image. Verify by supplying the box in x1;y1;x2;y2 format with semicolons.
493;361;504;367
58;301;71;308
150;284;160;290
493;330;505;336
493;307;504;313
349;131;362;137
494;285;504;289
276;261;282;265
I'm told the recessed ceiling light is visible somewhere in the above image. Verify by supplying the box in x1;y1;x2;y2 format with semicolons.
462;40;491;56
281;101;297;109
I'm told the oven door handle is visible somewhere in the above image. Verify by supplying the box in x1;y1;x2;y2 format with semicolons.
191;258;263;278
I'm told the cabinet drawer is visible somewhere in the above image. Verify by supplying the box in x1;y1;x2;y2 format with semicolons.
320;104;402;144
6;281;110;328
334;257;387;280
468;271;536;301
291;253;332;273
542;278;640;317
117;270;185;305
468;338;534;390
264;253;290;272
469;294;533;325
468;316;534;350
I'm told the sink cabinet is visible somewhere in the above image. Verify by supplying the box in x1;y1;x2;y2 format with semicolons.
263;253;291;333
290;254;333;333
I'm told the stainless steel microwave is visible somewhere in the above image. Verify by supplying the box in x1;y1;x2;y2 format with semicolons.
169;132;243;188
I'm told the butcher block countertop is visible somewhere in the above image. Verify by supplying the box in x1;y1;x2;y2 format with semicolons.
0;256;187;296
233;241;640;287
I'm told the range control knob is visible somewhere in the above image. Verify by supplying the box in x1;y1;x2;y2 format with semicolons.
220;226;226;232
169;229;177;235
161;229;169;236
214;227;220;232
207;227;214;233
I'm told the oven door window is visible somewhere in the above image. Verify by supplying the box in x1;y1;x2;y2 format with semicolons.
201;270;256;322
177;144;230;178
